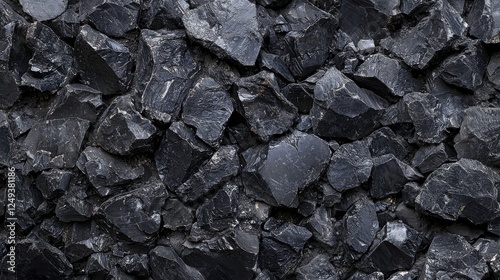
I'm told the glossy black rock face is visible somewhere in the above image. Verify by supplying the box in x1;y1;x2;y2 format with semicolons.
2;0;500;279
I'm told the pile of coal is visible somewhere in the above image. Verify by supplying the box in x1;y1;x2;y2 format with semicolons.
2;0;500;279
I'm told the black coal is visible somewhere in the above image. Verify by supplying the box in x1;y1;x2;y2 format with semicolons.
1;0;500;279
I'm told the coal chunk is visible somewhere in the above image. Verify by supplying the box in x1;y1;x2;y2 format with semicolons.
411;143;455;174
181;77;233;147
21;22;76;92
421;233;488;279
311;66;387;140
370;154;422;199
150;246;204;280
16;238;73;279
182;228;259;280
454;107;500;166
46;84;103;122
278;0;337;79
79;0;139;37
95;95;157;155
344;199;379;256
282;82;315;114
466;0;500;44
154;121;211;191
24;118;90;172
304;206;335;246
19;0;67;21
135;29;198;123
439;41;488;90
63;221;114;262
162;198;193;230
75;25;132;95
382;0;467;69
119;254;149;277
353;54;423;102
265;219;312;251
47;4;79;39
35;169;71;199
259;51;295;82
327;140;373;192
243;131;330;207
196;184;239;231
140;0;189;29
55;194;93;222
77;147;144;196
296;254;338;280
368;127;409;160
175;145;239;203
182;0;262;66
235;71;298;141
416;159;500;224
474;238;500;279
359;220;422;274
0;111;13;166
98;182;166;243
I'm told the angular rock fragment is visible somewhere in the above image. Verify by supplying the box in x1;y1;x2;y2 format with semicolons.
488;51;500;90
196;184;239;231
77;147;144;196
343;199;379;255
16;239;73;279
243;131;330;207
182;228;259;280
353;54;423;101
0;69;20;110
382;0;467;69
359;220;422;274
327;140;372;192
411;143;454;174
311;67;387;140
259;51;295;82
21;22;76;92
368;127;409;160
95;95;157;155
282;82;315;114
64;221;114;262
278;0;337;78
135;29;198;123
75;25;132;95
86;253;110;276
296;254;338;280
421;233;488;279
119;254;149;277
46;84;103;122
489;218;500;236
467;0;500;44
24;118;89;172
8;109;35;138
0;24;22;107
304;206;335;246
474;238;500;279
98;182;166;243
48;4;79;39
454;107;500;166
162;198;193;230
439;41;488;90
416;159;500;224
181;77;233;146
175;145;239;202
0;111;13;166
80;0;139;37
55;195;93;222
150;246;204;280
370;154;422;199
19;0;67;21
235;71;298;141
36;169;73;199
348;271;384;280
265;219;312;251
155;121;211;190
140;0;189;29
182;0;262;66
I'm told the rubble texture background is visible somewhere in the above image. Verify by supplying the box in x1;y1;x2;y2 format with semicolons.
1;0;500;279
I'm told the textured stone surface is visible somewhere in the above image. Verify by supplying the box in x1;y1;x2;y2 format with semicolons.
296;254;338;280
79;0;139;37
343;199;379;255
182;0;262;66
150;246;204;280
0;111;13;166
411;143;454;174
416;159;500;224
19;0;67;21
466;0;500;44
46;84;103;122
196;184;239;231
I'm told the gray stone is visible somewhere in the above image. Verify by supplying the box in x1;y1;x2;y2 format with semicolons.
368;127;409;160
24;118;89;172
311;66;388;140
95;95;157;155
455;107;500;166
135;29;198;123
411;143;455;174
353;53;423;102
140;0;189;29
35;169;72;199
176;145;239;203
235;71;298;141
64;221;114;262
182;0;262;66
16;239;73;279
466;0;500;44
296;254;338;280
162;198;193;230
304;206;335;246
75;25;132;95
243;131;330;207
488;51;500;90
259;51;295;82
55;195;93;222
150;246;204;280
77;147;144;196
370;154;422;199
47;4;79;39
327;140;373;192
343;199;379;255
0;111;13;166
98;182;166;243
182;77;233;147
80;0;139;37
282;82;315;114
19;0;67;21
119;254;149;277
415;159;500;224
46;84;103;122
421;233;488;279
474;238;500;279
196;184;239;231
